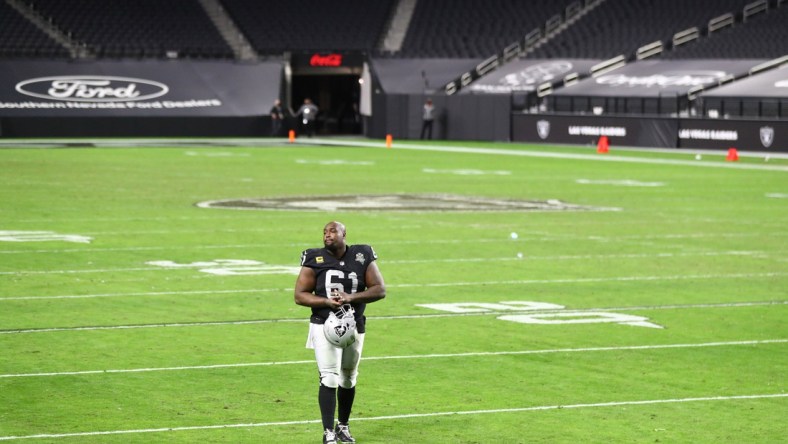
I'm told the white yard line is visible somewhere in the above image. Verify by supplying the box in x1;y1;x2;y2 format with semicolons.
0;288;275;301
0;339;784;379
1;270;785;301
296;138;788;171
0;267;162;275
395;272;787;289
0;300;784;334
1;232;785;254
0;250;763;276
388;250;760;264
0;393;784;441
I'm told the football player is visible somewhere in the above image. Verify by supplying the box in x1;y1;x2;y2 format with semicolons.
294;221;386;444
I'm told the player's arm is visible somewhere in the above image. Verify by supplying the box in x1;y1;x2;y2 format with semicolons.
342;261;386;305
294;266;342;309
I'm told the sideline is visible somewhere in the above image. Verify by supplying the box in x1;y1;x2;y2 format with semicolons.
0;393;785;441
0;250;761;276
2;137;786;169
294;138;788;171
0;298;785;335
1;339;784;379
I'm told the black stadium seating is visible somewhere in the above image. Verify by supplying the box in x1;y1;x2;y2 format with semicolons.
221;0;396;55
24;0;233;59
0;1;69;58
397;0;579;58
665;4;788;59
528;0;756;59
0;0;784;61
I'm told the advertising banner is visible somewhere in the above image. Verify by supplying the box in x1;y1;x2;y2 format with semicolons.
512;114;677;147
703;64;788;99
512;113;787;152
678;119;787;151
552;59;764;98
0;60;282;117
463;59;601;94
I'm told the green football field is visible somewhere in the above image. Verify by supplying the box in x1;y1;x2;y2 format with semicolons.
0;138;786;443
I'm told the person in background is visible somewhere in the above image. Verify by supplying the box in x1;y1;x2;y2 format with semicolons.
296;98;319;137
420;98;434;140
269;99;286;137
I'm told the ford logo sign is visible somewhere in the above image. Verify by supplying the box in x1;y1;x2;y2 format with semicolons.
15;75;169;102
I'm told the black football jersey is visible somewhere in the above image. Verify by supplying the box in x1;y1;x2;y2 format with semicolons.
300;244;377;332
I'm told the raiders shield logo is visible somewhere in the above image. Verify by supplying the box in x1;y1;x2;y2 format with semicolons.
536;120;550;140
760;126;774;148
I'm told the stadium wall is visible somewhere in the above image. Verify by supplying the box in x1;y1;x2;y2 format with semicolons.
366;93;511;141
0;59;282;137
511;114;787;152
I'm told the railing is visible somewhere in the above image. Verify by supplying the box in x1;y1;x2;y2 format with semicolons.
672;27;699;47
708;13;734;33
749;55;788;75
636;41;663;60
590;55;626;77
444;0;587;95
743;0;768;21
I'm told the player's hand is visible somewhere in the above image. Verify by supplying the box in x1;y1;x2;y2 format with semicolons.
327;289;344;308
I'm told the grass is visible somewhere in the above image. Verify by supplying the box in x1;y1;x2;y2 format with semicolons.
0;138;786;443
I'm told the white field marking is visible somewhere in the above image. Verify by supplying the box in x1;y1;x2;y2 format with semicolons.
498;311;664;329
0;237;517;254
388;250;759;264
3;136;787;158
295;158;374;165
0;230;92;244
0;262;301;277
1;270;785;302
0;288;274;301
575;178;665;187
0;250;761;276
1;339;784;379
295;138;788;172
0;243;305;255
8;212;313;224
144;259;300;276
0;300;784;334
766;192;788;198
0;393;784;441
0;267;161;276
2;231;786;254
422;167;511;176
184;150;250;157
0;318;305;334
394;272;788;289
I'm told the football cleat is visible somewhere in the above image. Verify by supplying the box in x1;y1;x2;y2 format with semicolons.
323;304;357;348
335;423;356;443
323;428;338;444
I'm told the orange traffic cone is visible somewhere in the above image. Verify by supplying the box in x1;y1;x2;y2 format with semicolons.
288;130;295;143
726;148;739;161
597;135;609;154
386;134;393;148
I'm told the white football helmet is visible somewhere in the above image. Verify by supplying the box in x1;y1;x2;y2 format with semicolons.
323;304;357;348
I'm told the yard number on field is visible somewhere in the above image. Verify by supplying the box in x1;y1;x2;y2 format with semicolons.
417;301;663;329
146;259;300;276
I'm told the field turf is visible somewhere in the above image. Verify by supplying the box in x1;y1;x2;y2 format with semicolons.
0;138;786;443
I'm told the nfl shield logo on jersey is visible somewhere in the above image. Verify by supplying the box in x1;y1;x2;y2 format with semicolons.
537;120;550;140
760;126;774;148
